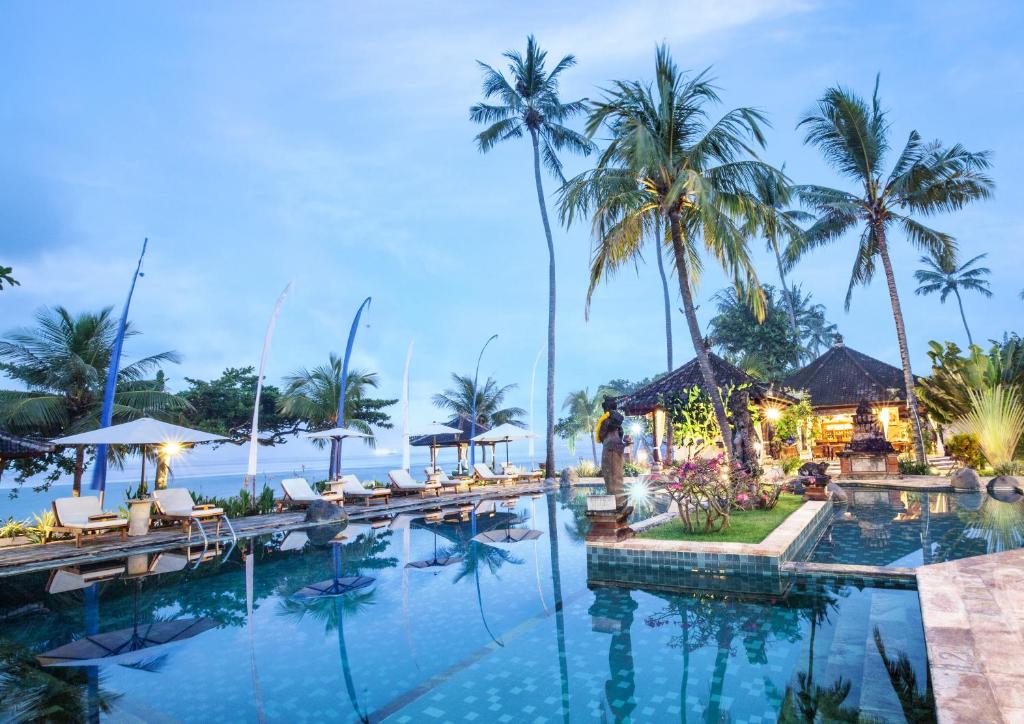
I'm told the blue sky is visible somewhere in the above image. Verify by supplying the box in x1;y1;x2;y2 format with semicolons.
3;0;1023;460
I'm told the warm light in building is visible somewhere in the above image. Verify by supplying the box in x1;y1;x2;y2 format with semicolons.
764;406;783;422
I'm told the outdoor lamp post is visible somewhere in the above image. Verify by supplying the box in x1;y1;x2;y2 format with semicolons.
469;334;498;470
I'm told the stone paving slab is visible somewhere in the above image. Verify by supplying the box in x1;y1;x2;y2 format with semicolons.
917;547;1024;723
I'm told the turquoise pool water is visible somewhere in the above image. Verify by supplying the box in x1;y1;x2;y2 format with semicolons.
0;489;933;722
809;487;1024;568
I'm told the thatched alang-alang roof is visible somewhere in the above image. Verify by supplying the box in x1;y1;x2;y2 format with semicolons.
781;336;911;410
0;431;54;459
409;413;490;448
619;353;795;416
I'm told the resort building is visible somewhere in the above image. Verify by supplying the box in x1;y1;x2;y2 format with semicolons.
619;353;796;466
781;335;918;459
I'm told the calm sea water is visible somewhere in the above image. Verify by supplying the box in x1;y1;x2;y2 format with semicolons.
0;490;932;722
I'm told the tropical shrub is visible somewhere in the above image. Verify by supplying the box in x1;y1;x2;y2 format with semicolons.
192;483;276;518
662;456;733;533
918;337;1024;424
0;518;29;538
898;457;933;476
26;511;55;544
946;433;984;469
958;387;1024;474
623;461;646;477
574;460;600;478
780;455;803;475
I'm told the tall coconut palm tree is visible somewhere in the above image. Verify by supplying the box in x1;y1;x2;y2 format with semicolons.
750;168;813;335
278;356;395;472
790;78;993;463
560;387;603;464
432;373;526;427
560;45;785;461
0;265;17;291
0;306;187;494
470;36;594;479
914;250;991;346
652;223;674;371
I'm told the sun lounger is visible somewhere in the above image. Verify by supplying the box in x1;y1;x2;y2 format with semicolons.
51;496;129;548
388;469;441;497
501;463;544;482
338;475;391;505
153;488;236;544
281;477;343;508
425;468;471;492
473;463;514;485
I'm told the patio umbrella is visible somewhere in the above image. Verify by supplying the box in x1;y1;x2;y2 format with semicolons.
411;422;461;473
471;422;537;466
53;418;227;502
304;427;371;479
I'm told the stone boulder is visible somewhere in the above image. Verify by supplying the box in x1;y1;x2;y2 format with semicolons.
950;467;981;492
987;476;1023;504
561;467;579;485
305;500;347;524
826;481;848;503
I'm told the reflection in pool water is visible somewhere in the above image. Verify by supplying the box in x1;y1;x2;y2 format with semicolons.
810;486;1024;567
0;491;933;722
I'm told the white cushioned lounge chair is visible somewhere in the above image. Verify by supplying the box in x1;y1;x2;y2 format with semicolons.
473;463;514;485
424;467;471;492
388;469;441;497
51;496;128;548
281;477;343;508
153;488;236;545
337;475;391;505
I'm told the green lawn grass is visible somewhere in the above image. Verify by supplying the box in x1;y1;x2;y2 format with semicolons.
638;493;804;544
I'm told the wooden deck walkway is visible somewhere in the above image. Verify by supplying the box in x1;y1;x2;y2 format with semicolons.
0;481;548;578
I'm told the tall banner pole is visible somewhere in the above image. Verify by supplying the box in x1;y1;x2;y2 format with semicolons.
91;238;148;505
246;282;292;499
528;345;544;468
334;296;371;478
401;341;413;471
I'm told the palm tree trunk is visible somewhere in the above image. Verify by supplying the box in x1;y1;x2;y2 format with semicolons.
953;288;973;346
668;213;735;461
772;238;800;337
545;490;571;723
654;222;673;371
73;446;85;497
530;128;557;480
875;226;928;464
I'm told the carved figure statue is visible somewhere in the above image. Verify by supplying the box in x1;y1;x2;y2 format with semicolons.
597;396;626;497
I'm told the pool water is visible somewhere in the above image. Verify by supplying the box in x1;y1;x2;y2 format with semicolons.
808;487;1024;568
0;489;933;722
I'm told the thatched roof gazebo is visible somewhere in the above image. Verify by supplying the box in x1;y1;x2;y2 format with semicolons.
409;414;498;474
781;335;918;456
0;431;54;481
617;353;795;468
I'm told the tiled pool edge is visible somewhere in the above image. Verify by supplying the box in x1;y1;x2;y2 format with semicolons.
586;499;832;585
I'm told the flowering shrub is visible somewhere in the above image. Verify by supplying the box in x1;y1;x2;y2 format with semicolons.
659;455;778;533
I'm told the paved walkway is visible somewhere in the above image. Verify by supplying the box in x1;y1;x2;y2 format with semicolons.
917;548;1024;723
0;481;546;577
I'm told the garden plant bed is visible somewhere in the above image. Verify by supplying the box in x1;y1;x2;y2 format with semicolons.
639;493;803;544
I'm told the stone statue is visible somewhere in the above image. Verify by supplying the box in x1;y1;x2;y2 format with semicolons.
598;396;626;497
847;399;895;453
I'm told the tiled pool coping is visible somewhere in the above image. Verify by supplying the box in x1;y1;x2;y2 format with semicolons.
586;499;832;581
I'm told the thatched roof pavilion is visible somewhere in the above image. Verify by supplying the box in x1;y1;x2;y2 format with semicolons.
0;431;54;480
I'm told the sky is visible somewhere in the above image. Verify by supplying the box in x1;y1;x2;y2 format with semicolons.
2;0;1023;467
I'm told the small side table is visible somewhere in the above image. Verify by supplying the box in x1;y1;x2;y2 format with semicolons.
127;498;153;537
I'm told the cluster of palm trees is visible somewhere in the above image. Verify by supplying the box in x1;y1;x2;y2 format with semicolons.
472;39;993;466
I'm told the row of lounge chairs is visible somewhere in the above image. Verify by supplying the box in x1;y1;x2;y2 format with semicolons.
47;462;543;548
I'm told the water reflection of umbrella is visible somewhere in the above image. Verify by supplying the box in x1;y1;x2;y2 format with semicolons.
293;537;375;598
405;515;463;572
473;502;544;550
39;618;218;667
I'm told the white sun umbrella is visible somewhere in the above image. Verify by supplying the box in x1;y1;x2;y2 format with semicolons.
53;418;227;502
303;427;371;479
412;422;461;473
471;422;537;466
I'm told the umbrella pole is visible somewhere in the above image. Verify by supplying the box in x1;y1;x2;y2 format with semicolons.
140;444;147;497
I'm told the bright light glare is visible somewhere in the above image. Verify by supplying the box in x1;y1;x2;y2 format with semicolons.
629;421;643;436
764;407;782;422
161;441;184;458
625;479;652;510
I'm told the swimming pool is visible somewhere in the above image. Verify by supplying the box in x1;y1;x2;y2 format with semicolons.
0;489;933;722
808;487;1024;568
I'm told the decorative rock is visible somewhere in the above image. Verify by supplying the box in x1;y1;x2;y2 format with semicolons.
987;476;1023;504
561;467;579;485
304;500;347;524
826;481;848;502
950;467;981;492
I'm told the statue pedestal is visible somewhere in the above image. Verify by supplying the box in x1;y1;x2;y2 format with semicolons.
585;495;634;543
838;451;901;479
